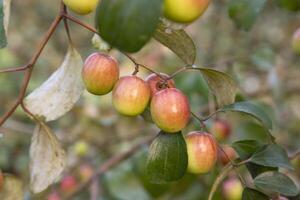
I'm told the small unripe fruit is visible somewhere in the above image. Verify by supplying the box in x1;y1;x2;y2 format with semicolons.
112;76;151;116
185;132;218;173
223;178;243;200
292;28;300;55
60;175;78;193
63;0;99;15
82;53;119;95
163;0;211;23
218;145;237;166
211;119;231;141
145;73;175;96
73;141;89;157
150;88;190;133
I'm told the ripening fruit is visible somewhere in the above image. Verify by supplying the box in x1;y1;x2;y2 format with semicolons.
82;53;119;95
185;132;218;173
63;0;99;15
218;145;237;166
78;164;94;181
292;28;300;55
112;76;151;116
211;119;231;141
60;175;78;193
47;192;61;200
163;0;211;23
223;178;243;200
150;88;190;133
145;73;175;96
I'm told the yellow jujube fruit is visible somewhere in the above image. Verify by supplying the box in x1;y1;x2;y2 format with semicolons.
63;0;99;15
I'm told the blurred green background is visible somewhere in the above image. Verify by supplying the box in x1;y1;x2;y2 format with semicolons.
0;0;299;199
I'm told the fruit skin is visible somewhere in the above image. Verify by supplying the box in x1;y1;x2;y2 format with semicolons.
150;88;190;133
60;175;78;193
185;132;218;173
223;178;243;200
78;164;94;182
218;145;237;166
47;192;61;200
63;0;99;15
145;73;175;96
211;119;231;141
112;76;151;116
163;0;211;23
292;28;300;55
73;141;89;157
82;53;119;95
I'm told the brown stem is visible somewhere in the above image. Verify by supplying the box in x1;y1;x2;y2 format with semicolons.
0;7;63;127
62;135;156;200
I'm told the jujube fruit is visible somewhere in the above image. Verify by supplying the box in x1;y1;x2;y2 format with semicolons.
82;53;119;95
223;178;243;200
163;0;211;23
150;88;190;133
145;73;175;96
211;119;231;141
292;28;300;55
112;76;151;116
60;175;78;193
63;0;99;15
218;145;237;166
185;132;217;174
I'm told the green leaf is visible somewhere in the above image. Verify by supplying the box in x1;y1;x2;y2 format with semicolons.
232;140;263;160
219;102;273;130
133;148;170;198
232;140;277;178
254;172;299;197
96;0;162;53
228;0;266;30
153;22;196;65
197;68;238;108
146;131;188;184
250;144;293;170
242;188;268;200
0;0;11;48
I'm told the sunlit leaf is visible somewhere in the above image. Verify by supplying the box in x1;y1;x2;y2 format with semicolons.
24;45;84;122
153;22;196;65
29;122;66;193
0;0;12;48
254;172;299;196
197;68;238;107
0;174;23;200
146;131;187;184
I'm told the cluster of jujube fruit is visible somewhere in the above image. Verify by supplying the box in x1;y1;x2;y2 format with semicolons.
65;0;238;186
81;52;236;175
